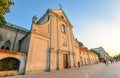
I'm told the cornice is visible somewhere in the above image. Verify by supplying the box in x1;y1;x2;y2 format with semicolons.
32;29;50;39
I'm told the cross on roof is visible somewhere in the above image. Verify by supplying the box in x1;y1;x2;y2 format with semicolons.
59;4;62;10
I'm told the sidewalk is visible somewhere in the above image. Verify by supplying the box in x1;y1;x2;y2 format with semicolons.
5;62;120;78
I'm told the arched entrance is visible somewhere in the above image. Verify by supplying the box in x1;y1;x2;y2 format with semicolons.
0;57;20;71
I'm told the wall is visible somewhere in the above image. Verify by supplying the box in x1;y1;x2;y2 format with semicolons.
0;71;18;77
25;26;50;73
0;26;28;51
20;34;30;53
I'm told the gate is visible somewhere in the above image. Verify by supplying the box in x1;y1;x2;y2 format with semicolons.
63;54;68;68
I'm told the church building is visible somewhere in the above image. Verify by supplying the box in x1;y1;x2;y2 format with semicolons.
20;9;80;73
0;8;100;76
0;9;80;74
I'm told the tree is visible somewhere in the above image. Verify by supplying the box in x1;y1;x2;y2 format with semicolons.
78;41;84;47
0;0;14;26
116;53;120;59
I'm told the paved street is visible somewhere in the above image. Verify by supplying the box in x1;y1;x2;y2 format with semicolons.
6;62;120;78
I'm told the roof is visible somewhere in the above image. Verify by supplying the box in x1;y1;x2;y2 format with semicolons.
4;22;29;32
37;9;73;28
0;49;26;55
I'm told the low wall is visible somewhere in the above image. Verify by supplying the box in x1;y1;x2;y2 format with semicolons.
0;71;18;77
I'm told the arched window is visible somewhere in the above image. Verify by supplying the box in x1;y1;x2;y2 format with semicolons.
61;24;66;34
4;40;11;50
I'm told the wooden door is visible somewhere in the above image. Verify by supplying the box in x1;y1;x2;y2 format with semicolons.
63;54;68;68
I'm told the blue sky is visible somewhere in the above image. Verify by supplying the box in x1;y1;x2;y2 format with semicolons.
5;0;120;56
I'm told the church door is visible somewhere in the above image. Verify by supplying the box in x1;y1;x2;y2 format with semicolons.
63;54;68;68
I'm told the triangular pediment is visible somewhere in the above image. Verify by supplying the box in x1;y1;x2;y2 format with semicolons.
50;9;73;28
36;9;73;28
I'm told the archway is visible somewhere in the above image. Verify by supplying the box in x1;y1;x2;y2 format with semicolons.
1;46;4;49
0;57;20;71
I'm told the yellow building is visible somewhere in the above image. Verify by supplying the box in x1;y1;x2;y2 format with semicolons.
79;47;99;65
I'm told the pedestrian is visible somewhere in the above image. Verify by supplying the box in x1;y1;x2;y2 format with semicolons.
103;60;106;64
78;61;80;68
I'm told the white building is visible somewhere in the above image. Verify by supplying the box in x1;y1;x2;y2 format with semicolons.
91;47;109;61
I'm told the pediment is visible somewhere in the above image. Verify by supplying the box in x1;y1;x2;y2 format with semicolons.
50;9;73;28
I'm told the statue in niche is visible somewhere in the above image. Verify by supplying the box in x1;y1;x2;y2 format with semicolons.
32;15;37;23
62;37;67;46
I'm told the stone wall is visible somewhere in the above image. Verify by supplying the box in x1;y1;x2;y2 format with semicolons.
0;25;28;51
0;71;18;77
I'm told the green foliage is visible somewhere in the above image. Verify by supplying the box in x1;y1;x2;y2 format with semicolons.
116;53;120;59
78;41;84;47
0;58;20;71
0;0;14;26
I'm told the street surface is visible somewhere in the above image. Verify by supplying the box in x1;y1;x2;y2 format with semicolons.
6;62;120;78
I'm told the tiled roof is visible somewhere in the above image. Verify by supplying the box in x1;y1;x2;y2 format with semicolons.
0;49;26;55
79;47;98;54
79;47;88;52
4;22;29;32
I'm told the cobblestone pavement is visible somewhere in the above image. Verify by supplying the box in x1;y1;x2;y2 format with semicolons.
5;62;120;78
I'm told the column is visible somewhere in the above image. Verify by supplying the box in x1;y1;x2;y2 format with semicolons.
45;48;51;72
72;52;75;67
67;52;71;68
19;54;27;75
56;49;59;70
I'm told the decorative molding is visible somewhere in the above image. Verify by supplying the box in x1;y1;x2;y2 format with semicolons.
32;30;50;39
49;10;72;28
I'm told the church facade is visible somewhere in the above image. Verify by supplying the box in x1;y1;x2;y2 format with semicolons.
0;9;99;75
20;9;80;73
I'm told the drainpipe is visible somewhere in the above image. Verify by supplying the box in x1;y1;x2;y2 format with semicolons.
12;30;19;50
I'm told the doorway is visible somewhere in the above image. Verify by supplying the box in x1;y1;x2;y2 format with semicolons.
63;54;68;68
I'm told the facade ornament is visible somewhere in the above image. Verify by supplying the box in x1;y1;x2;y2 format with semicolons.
32;15;37;23
59;4;62;10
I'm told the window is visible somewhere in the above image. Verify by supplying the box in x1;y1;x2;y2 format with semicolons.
61;15;64;19
4;40;11;50
61;24;66;33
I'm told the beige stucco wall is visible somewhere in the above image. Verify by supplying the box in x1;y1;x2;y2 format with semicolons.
25;9;80;73
0;52;21;60
50;52;56;70
26;30;50;73
79;47;99;65
0;71;18;77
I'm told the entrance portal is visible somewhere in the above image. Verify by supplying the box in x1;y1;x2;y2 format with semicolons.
63;54;68;68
